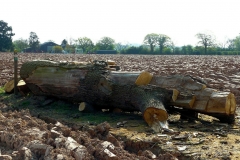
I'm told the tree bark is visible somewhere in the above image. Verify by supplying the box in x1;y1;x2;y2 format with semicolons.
20;60;173;127
150;75;207;93
192;88;236;122
20;60;236;125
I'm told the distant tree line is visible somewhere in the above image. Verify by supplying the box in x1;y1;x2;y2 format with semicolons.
1;19;240;55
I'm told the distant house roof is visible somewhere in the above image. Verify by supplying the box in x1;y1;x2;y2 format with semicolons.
41;42;58;46
96;50;117;54
40;42;59;52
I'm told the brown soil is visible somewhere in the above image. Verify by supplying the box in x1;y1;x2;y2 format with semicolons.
0;53;240;160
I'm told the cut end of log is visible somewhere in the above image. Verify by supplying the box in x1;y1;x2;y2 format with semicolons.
17;80;25;87
135;71;153;86
143;107;168;126
172;89;179;102
192;89;236;120
4;79;15;93
230;93;236;114
79;102;86;111
107;60;116;65
79;102;98;112
206;91;235;115
17;80;30;96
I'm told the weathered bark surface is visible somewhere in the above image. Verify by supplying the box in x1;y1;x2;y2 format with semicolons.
150;75;207;94
20;60;173;126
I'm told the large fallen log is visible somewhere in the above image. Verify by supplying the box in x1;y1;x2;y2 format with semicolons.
19;60;236;130
20;60;174;129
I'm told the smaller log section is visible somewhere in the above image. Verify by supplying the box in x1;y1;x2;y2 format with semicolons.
4;79;15;93
4;78;22;94
148;74;236;122
79;102;100;112
106;60;120;71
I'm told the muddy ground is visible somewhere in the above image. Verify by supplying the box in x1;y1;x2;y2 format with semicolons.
0;91;239;160
0;53;240;159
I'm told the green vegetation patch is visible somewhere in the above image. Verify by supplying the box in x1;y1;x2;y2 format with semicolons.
0;86;5;94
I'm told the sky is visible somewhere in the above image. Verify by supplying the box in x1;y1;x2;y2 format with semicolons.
1;0;240;46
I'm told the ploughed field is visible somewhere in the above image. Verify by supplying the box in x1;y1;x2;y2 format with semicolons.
0;52;240;160
1;53;240;103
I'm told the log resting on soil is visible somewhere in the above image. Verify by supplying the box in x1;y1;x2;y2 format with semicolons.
20;60;172;127
20;60;236;130
149;74;236;122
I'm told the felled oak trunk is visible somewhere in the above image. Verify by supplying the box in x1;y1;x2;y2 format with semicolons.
20;60;236;125
20;60;172;127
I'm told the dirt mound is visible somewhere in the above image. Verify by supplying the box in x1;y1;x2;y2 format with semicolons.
0;108;177;160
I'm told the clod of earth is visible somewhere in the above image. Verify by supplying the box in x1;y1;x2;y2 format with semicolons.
17;60;237;132
0;109;177;159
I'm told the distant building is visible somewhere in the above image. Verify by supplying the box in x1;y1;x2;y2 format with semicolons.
39;42;59;53
23;47;32;53
23;42;60;53
75;48;83;54
96;50;117;54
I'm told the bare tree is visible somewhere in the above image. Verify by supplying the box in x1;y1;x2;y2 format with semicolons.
195;33;215;54
13;38;28;52
29;32;40;52
169;40;176;54
143;33;158;53
157;34;171;54
226;39;235;51
234;36;240;51
115;42;130;53
76;37;94;53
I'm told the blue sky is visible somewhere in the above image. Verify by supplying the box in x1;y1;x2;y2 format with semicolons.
1;0;240;46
